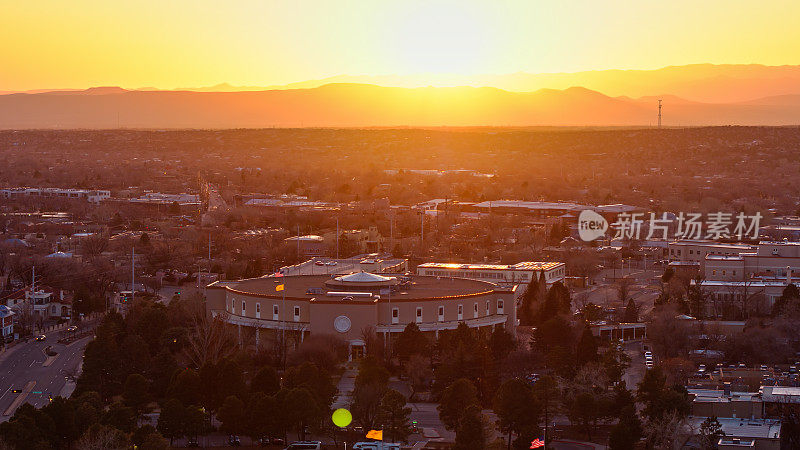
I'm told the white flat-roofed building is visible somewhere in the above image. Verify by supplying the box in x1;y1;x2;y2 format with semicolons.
0;187;111;203
692;241;800;316
416;261;566;287
704;241;800;282
129;192;199;204
470;200;586;221
668;240;756;265
278;255;407;277
685;417;781;450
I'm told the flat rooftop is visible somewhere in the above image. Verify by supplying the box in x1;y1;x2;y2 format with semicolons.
471;200;586;210
279;256;407;277
418;261;563;271
688;388;760;403
694;280;788;288
687;417;781;440
671;241;754;249
223;273;501;301
762;385;800;403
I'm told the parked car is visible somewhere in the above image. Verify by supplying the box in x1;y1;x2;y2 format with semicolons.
259;437;284;446
352;442;400;449
67;326;78;332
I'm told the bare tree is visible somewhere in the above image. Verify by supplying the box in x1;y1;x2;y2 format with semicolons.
75;424;130;450
80;234;109;259
617;277;634;305
184;302;238;367
643;411;690;450
405;354;433;401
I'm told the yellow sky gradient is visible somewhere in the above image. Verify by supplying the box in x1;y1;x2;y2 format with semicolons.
2;0;799;91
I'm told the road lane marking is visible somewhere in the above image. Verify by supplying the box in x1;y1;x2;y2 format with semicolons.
3;381;35;416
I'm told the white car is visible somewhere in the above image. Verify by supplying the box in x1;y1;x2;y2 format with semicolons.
352;443;400;450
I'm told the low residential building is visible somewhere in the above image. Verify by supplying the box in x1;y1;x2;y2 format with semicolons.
0;306;14;342
6;287;72;319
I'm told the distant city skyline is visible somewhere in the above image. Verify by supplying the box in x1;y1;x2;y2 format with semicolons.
2;0;800;91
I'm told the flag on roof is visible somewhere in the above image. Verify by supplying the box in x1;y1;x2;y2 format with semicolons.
530;438;545;449
366;429;383;440
273;271;284;277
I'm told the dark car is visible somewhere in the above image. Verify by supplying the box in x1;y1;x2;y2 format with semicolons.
259;437;284;446
35;335;46;341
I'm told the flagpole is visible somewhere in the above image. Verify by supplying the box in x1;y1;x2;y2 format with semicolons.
282;280;286;371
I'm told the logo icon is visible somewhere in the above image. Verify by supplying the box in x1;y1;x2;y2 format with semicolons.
578;210;608;241
334;315;352;333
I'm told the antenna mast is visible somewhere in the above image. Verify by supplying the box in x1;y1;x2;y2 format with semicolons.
658;99;662;128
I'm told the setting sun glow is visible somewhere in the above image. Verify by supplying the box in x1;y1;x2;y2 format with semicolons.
1;0;799;92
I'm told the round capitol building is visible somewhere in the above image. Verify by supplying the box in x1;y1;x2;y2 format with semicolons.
206;263;518;360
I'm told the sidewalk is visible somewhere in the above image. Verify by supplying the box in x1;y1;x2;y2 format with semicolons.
332;367;357;409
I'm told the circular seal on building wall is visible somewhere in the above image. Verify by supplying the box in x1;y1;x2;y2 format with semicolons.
334;315;351;333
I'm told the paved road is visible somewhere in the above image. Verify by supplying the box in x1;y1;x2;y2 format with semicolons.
0;333;92;421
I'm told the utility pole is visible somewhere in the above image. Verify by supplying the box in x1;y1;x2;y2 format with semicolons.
420;214;424;245
282;280;286;371
387;287;392;361
206;232;211;297
658;99;662;128
131;247;135;304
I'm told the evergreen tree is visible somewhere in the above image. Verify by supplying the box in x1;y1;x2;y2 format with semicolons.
576;327;598;366
218;395;246;435
493;379;540;450
377;389;412;443
157;399;186;445
699;416;725;449
623;298;638;322
438;378;480;431
608;404;642;450
453;405;486;450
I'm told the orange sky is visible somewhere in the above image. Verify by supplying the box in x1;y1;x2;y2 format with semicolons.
2;0;799;91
